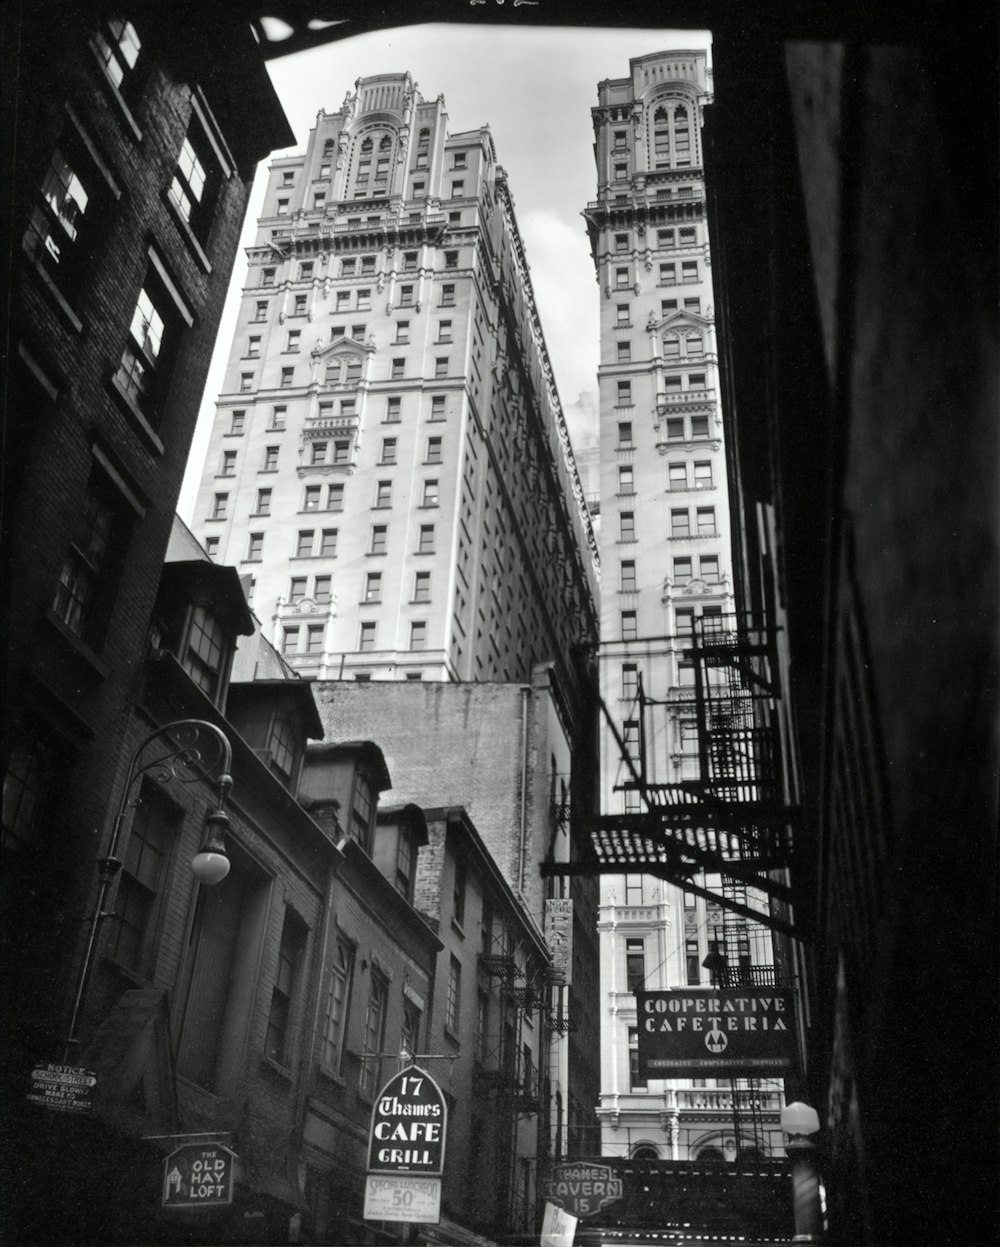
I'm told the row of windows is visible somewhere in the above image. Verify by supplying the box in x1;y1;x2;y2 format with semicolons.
237;340;454;392
614;226;697;252
286;567;433;606
244;523;439;563
284;618;430;656
217;433;446;480
255;248;460;291
225;391;453;442
612;260;699;289
615;461;715;495
228;476;439;515
618;554;721;593
614;295;701;328
616;373;707;406
618;506;718;542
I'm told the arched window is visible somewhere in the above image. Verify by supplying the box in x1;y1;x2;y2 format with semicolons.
697;1145;725;1163
379;135;391;151
631;1145;660;1161
361;137;373;153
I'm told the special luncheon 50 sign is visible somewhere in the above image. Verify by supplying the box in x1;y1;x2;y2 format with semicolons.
636;988;798;1079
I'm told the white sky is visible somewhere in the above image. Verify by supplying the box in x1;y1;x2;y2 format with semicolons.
179;23;713;520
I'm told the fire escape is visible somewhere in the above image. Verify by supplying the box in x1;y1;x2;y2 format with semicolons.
476;930;547;1233
543;612;798;939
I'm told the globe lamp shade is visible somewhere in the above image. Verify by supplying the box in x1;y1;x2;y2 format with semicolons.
191;809;231;885
781;1101;820;1137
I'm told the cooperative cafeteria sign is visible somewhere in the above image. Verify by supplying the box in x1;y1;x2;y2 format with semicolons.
637;988;798;1079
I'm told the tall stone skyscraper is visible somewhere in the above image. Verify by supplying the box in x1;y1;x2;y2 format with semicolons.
189;72;598;695
584;50;780;1161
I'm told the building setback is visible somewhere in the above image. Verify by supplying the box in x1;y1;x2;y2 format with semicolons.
583;51;779;1162
188;72;599;694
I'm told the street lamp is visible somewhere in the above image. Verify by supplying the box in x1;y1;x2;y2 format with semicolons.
781;1101;824;1244
62;719;234;1062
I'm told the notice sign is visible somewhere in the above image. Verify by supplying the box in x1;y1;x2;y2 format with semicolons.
541;1200;578;1247
637;988;797;1078
366;1066;447;1176
364;1175;442;1224
27;1064;97;1113
544;898;574;985
162;1142;235;1208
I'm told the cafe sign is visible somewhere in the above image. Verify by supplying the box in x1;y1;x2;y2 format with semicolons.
637;988;798;1078
367;1066;447;1176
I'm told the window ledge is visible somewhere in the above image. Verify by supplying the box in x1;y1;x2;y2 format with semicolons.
444;1028;461;1047
451;918;465;939
44;608;111;680
163;192;212;274
260;1055;294;1084
87;41;142;142
22;247;85;333
107;374;165;456
316;1063;347;1089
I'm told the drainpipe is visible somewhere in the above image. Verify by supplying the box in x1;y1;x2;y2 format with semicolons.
518;684;530;893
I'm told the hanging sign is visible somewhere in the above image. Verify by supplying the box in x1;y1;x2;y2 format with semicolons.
637;988;798;1078
366;1066;448;1176
544;898;574;985
162;1142;235;1208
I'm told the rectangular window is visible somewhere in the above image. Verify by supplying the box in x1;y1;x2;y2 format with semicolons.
327;483;344;512
617;421;633;449
670;509;690;538
622;663;639;701
435;357;448;378
263;446;279;471
440;284;456;307
674;556;693;582
615;232;629;252
271;405;287;430
410;621;427;651
681;260;699;283
364;571;382;603
620;559;636;592
629;1028;647;1090
615;267;630;289
107;782;175;971
686;939;702;985
25;127;109;296
617;341;631;364
370;525;387;555
380;438;397;465
266;911;306;1065
619;512;635;542
246;532;264;561
422;479;439;507
319;529;338;557
374;480;392;508
618;466;634;494
426;437;443;464
616;304;630;326
660;262;676;285
356;289;371;310
254;488;271;516
358;973;389;1095
668;463;687;491
622;720;640;758
229;410;246;434
211;493;228;519
280;367;294;388
295;530;314;558
303;485;321;511
676;607;695;637
286;329;301;352
386;397;401;423
621;611;637;641
417;525;435;554
700;555;720;582
391;358;405;380
116;271;186;421
666;417;685;441
691;415;710;438
261;267;275;287
359;621;377;652
168;113;224;244
617;380;632;405
395;321;409;344
626;938;646;993
289;577;307;603
398;284;414;306
444;250;458;270
333;440;350;465
437;321;452;343
696;506;716;536
693;461;713;489
413;571;431;603
446;956;462;1034
217;447;236;475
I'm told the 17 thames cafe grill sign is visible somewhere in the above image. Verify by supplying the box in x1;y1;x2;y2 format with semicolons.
636;988;798;1079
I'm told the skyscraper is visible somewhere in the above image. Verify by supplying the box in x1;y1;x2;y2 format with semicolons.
189;72;598;694
584;51;779;1161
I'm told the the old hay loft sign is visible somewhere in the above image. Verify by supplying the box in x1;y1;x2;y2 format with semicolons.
367;1066;447;1175
637;988;798;1078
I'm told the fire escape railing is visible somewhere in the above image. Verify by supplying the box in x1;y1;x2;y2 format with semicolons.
542;614;799;938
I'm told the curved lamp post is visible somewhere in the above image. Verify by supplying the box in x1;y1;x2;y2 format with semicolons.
781;1100;824;1243
62;719;234;1062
